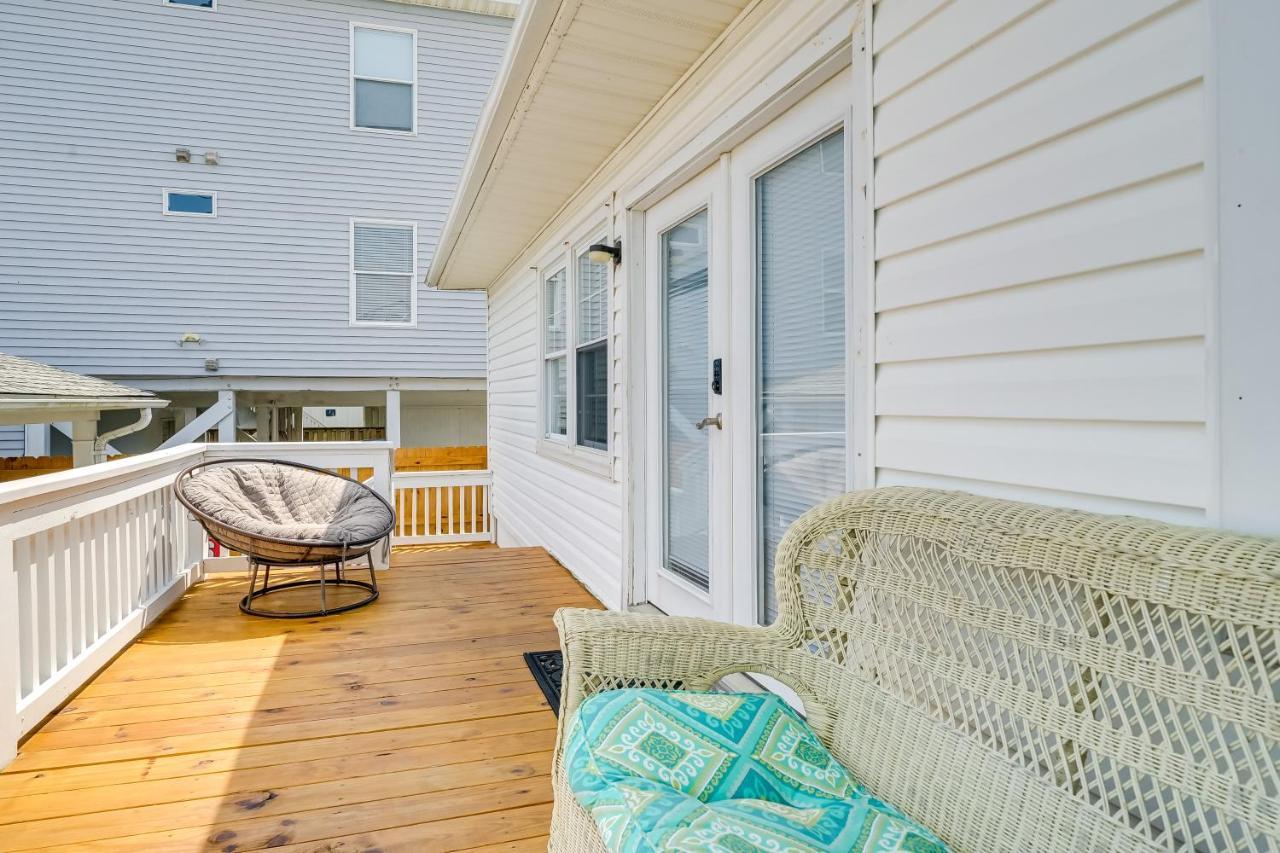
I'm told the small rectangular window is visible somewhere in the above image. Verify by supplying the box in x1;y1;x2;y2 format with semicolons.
163;190;216;217
543;268;568;438
575;250;609;449
351;220;415;325
164;0;215;9
351;25;416;133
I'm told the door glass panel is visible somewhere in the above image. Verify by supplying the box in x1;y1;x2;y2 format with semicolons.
663;210;711;590
757;131;846;623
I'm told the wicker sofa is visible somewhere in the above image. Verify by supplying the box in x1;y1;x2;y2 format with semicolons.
551;487;1280;852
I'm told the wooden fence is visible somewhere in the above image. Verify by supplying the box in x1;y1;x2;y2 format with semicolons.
394;445;487;471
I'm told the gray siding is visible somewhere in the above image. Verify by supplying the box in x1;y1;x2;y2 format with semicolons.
0;426;25;457
0;0;508;379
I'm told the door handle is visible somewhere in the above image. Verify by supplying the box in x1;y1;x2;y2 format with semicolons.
695;414;723;431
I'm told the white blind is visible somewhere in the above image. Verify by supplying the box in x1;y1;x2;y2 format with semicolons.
577;251;609;345
544;268;566;353
354;28;414;81
758;130;846;623
353;223;413;323
663;210;711;590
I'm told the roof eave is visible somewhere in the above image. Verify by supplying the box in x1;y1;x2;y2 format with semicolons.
428;0;560;291
384;0;519;19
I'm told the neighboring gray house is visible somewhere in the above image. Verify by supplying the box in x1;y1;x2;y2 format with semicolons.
0;0;514;456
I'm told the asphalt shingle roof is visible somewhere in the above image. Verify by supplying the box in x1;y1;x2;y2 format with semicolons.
0;352;155;400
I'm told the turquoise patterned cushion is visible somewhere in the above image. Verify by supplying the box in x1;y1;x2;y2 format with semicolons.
565;689;948;852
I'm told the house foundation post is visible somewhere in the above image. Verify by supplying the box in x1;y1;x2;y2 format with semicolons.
216;390;236;443
385;389;401;448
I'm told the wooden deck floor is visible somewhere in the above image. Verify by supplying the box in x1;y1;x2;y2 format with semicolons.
0;546;600;852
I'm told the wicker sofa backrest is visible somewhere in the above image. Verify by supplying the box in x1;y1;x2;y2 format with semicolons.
765;487;1279;852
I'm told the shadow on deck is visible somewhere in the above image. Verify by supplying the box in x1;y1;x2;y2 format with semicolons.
0;546;599;852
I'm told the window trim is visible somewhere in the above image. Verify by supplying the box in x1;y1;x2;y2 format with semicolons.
161;188;218;218
349;21;418;136
349;217;418;328
162;0;216;11
535;225;613;476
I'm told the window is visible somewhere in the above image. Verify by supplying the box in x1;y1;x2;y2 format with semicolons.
163;189;216;217
543;267;568;437
351;24;416;133
351;220;416;326
575;250;609;449
165;0;215;9
540;234;612;459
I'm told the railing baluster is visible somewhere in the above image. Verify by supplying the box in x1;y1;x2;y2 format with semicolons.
15;538;35;698
434;485;443;537
92;510;105;644
68;518;84;660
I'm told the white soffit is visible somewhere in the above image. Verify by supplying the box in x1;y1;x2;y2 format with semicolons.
387;0;521;18
429;0;754;290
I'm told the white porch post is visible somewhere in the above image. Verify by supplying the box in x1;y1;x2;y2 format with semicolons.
385;389;402;448
22;424;48;457
69;418;96;467
216;390;236;443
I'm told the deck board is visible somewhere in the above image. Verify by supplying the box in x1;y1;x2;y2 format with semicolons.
0;546;597;852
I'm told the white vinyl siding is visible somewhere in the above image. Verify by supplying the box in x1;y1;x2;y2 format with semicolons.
490;267;625;608
351;220;415;326
351;23;417;134
869;0;1209;524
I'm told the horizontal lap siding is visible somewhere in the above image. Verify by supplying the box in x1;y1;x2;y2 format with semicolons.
0;427;25;457
0;0;508;378
487;272;624;608
871;0;1209;522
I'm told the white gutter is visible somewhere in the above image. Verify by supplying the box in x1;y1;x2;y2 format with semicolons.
94;408;153;463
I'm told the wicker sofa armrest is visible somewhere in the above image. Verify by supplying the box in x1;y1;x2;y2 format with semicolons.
554;607;816;722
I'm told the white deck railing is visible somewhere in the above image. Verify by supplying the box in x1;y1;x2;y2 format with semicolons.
0;445;208;764
392;470;494;545
0;441;491;765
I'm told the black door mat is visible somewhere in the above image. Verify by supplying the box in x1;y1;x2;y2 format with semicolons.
523;649;563;716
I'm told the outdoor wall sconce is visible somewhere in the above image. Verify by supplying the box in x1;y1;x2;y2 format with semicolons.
588;239;622;266
204;151;219;166
175;147;192;163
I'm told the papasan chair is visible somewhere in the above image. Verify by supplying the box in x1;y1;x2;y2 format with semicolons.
175;458;395;618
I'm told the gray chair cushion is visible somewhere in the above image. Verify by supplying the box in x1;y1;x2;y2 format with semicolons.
181;462;392;544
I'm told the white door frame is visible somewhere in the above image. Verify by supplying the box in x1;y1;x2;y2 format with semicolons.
624;33;865;619
641;165;734;621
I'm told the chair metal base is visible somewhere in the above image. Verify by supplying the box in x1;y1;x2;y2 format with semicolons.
240;553;379;618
